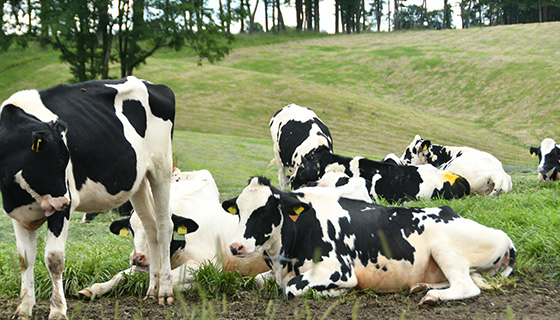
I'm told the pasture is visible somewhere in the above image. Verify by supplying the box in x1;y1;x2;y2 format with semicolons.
1;22;559;319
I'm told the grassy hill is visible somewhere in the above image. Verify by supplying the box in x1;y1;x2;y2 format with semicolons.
2;22;559;167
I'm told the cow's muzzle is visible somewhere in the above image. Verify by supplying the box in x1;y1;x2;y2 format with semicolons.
230;243;247;257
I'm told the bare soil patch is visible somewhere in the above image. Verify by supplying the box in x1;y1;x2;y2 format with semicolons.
1;273;558;319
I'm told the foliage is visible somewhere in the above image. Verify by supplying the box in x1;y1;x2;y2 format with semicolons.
183;262;257;299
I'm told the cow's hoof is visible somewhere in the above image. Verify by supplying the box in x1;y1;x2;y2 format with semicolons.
419;294;440;306
77;288;93;299
410;283;430;294
48;311;67;320
144;295;158;302
158;296;174;305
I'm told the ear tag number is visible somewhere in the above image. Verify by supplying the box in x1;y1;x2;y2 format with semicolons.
119;228;129;237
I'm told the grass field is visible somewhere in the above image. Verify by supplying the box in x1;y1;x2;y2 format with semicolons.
0;22;559;318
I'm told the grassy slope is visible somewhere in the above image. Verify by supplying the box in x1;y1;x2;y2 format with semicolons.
0;24;559;301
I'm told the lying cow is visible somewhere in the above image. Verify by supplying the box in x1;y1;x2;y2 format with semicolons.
79;170;269;298
290;146;470;203
529;138;560;181
224;177;516;303
400;135;512;196
0;77;175;319
270;103;333;190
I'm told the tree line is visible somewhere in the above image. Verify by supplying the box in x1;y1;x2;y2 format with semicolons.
1;0;558;82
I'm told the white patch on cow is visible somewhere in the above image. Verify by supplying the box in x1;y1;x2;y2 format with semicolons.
0;90;58;123
313;164;372;203
369;174;382;201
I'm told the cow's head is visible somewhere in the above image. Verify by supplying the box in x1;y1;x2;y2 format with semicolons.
530;138;560;182
401;135;431;165
289;146;331;190
110;212;199;270
0;105;71;217
223;177;311;257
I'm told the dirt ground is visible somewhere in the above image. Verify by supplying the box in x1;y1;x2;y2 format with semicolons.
1;273;558;320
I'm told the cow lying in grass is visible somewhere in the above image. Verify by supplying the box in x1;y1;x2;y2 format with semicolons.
79;170;269;298
290;146;470;203
223;177;516;303
401;135;512;195
529;138;560;182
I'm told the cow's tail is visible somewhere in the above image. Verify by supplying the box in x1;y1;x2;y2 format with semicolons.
268;158;277;167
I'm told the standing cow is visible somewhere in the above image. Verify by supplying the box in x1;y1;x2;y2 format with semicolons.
400;135;512;196
0;77;175;319
270;103;333;190
290;146;470;203
529;138;560;181
223;177;516;303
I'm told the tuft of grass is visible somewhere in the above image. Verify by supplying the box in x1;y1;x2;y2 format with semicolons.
184;261;257;300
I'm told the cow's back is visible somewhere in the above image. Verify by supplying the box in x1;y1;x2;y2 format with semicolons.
38;77;175;211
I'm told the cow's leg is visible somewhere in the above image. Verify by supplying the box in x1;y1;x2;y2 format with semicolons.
78;268;134;299
129;180;161;300
420;252;480;305
278;166;287;190
147;168;173;305
12;220;38;319
44;215;70;320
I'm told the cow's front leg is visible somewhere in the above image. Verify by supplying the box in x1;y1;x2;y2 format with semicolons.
45;213;70;320
12;220;38;319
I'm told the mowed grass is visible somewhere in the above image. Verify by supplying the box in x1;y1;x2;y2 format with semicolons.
0;22;559;312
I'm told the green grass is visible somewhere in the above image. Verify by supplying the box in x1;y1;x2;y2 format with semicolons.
0;22;559;318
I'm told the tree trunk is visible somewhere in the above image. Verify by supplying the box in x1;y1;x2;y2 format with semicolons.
305;0;312;30
335;0;339;33
314;0;319;31
296;0;303;30
277;0;285;31
264;0;269;31
443;0;448;29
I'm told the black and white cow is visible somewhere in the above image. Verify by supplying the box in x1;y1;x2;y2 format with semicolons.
270;103;333;190
290;146;470;203
78;170;269;298
223;177;516;303
529;138;560;182
0;76;175;319
400;135;512;196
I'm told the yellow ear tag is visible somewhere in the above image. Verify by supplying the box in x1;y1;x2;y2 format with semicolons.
119;228;129;237
177;225;188;235
293;206;305;215
227;206;237;215
531;152;537;157
32;138;42;152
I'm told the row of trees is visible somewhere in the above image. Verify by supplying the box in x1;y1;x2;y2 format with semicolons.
1;0;235;81
1;0;559;81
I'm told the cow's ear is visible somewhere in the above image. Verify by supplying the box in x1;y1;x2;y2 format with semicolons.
171;214;199;235
110;218;131;236
529;147;539;157
31;131;45;153
222;198;239;215
281;194;312;222
421;140;431;155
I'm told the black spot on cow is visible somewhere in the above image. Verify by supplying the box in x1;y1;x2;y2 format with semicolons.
123;100;147;137
38;80;138;195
